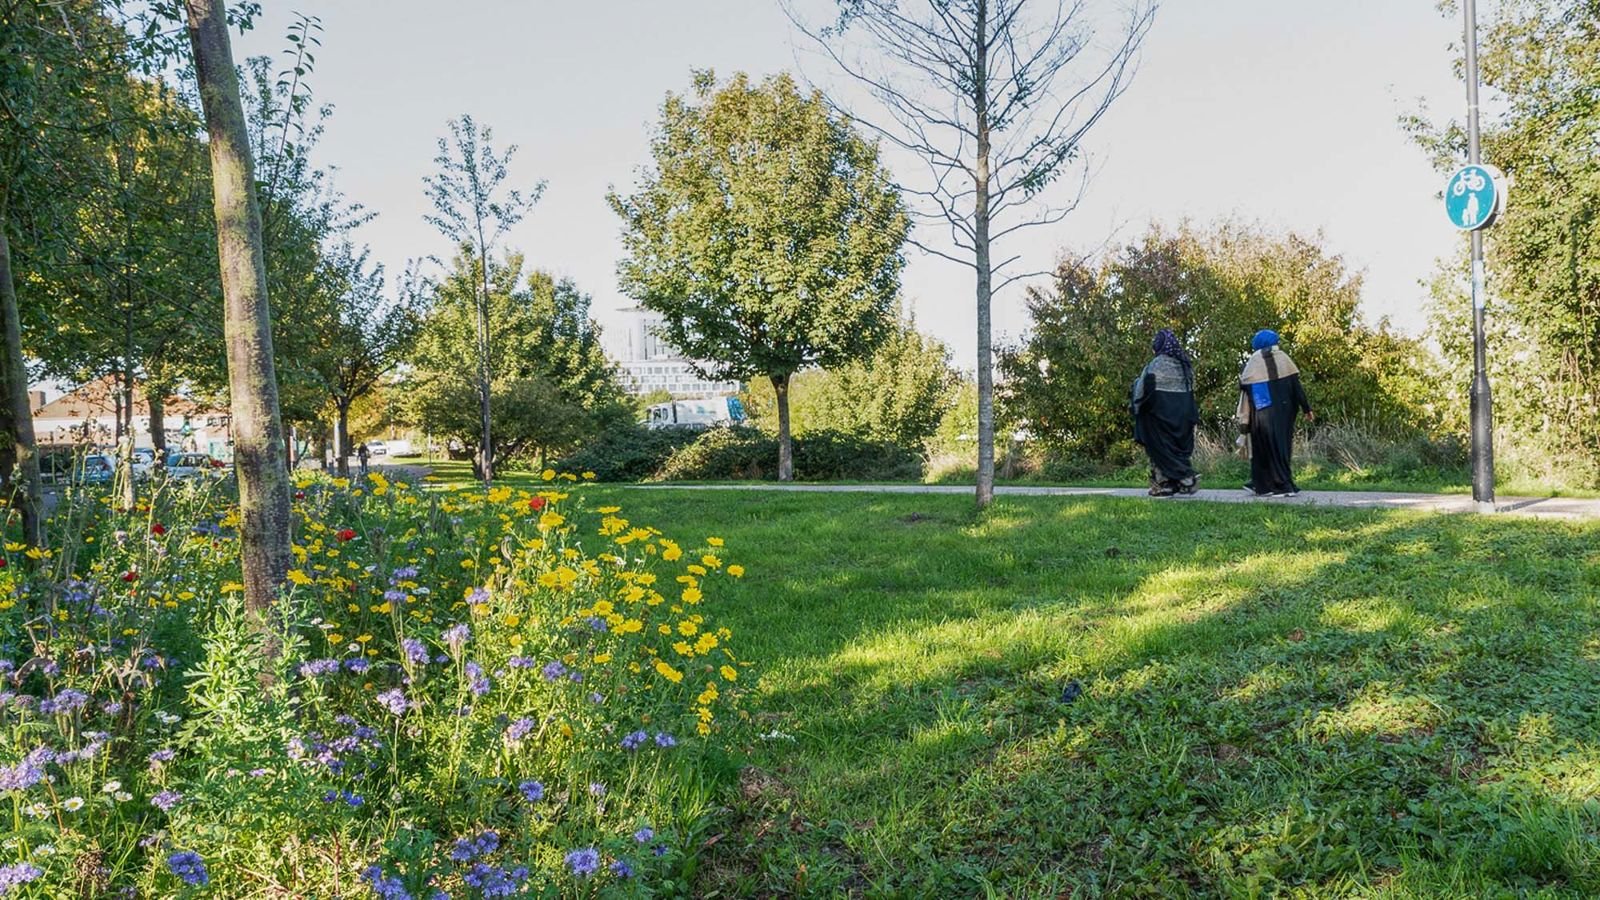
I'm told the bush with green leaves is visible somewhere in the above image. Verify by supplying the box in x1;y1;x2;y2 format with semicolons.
652;427;922;482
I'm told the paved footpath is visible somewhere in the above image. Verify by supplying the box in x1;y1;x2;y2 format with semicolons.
636;483;1600;521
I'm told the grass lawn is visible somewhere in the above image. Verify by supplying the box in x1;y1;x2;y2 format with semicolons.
575;487;1600;897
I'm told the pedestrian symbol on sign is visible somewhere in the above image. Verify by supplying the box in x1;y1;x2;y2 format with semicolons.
1444;164;1503;232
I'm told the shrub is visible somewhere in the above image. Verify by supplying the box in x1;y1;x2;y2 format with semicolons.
0;470;751;896
653;426;923;482
555;423;703;482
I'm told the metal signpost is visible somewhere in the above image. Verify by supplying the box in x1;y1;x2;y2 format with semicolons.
1450;0;1502;514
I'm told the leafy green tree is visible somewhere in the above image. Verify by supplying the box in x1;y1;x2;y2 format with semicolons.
1408;0;1600;484
423;116;544;483
1000;222;1441;459
610;71;909;481
405;252;625;469
742;312;959;450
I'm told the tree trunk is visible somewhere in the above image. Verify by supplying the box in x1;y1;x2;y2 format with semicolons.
972;0;996;510
185;0;293;621
147;385;167;456
475;252;494;484
772;373;794;482
0;220;43;546
116;364;136;509
335;401;351;477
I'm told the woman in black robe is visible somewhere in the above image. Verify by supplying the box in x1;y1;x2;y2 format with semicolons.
1131;329;1200;496
1236;329;1313;496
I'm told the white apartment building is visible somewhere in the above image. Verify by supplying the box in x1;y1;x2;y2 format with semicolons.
614;307;741;398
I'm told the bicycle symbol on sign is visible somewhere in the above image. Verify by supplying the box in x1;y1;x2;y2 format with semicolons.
1451;168;1487;196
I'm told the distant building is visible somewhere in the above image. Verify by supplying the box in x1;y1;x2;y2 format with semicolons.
31;376;233;459
613;306;741;398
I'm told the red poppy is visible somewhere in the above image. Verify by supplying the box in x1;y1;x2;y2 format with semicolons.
0;558;8;569
336;528;357;542
528;497;547;512
151;523;167;536
121;570;138;582
294;490;306;500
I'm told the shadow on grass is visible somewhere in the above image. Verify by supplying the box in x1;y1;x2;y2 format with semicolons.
595;488;1600;897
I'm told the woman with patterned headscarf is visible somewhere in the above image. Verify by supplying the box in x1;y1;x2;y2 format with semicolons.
1131;328;1200;496
1236;329;1314;496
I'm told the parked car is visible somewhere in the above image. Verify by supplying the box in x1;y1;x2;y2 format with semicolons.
127;447;158;480
41;452;114;486
366;440;388;456
164;452;224;480
644;396;746;429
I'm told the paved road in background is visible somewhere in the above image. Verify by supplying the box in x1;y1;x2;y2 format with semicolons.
633;483;1600;521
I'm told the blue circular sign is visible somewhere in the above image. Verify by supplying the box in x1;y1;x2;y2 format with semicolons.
1445;164;1502;231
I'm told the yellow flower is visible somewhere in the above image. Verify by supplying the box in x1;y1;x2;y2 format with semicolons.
502;613;522;628
701;555;721;569
286;569;313;587
5;541;26;552
727;565;745;578
673;641;694;657
661;542;682;562
677;620;698;636
538;510;566;530
707;537;724;547
681;587;703;605
541;468;556;482
222;582;244;593
720;665;738;682
460;559;476;570
594;652;612;664
653;659;684;683
696;633;719;654
356;634;373;644
487;486;512;504
687;564;707;576
374;602;393;615
178;591;195;601
593;599;615;616
618;618;643;634
582;471;596;480
559;722;574;738
329;634;345;644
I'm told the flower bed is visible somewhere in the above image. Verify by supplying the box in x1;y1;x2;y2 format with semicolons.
0;470;750;897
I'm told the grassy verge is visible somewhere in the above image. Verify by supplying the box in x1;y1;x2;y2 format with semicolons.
582;487;1599;896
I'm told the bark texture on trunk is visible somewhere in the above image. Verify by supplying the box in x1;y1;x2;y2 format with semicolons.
972;0;995;510
475;257;494;484
0;222;43;546
147;386;167;455
185;0;293;617
335;403;350;477
772;373;794;482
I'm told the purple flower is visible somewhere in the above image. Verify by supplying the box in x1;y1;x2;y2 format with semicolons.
610;859;635;879
383;589;407;603
633;827;655;843
508;656;535;669
620;730;649;752
402;638;430;665
0;749;50;792
463;862;526;898
565;848;600;877
467;587;489;604
504;718;534;743
390;566;419;582
166;850;208;886
299;658;341;678
377;689;410;716
519;780;544;802
588;782;607;798
652;844;669;857
148;747;176;765
567;670;584;684
539;660;567;682
654;732;677;748
102;700;124;716
465;662;490;697
361;865;413;900
0;862;44;893
151;790;183;811
588;691;604;704
587;616;608;632
442;623;470;653
345;658;372;674
38;688;89;713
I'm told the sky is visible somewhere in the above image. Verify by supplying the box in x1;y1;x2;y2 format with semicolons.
228;0;1473;372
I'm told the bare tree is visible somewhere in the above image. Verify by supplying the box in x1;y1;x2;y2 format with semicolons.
787;0;1156;507
184;0;293;620
423;117;543;484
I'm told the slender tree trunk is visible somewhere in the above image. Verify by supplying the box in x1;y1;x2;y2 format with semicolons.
772;373;794;482
0;219;43;547
147;385;167;456
116;360;136;509
185;0;293;621
475;247;494;483
335;401;351;477
972;0;995;510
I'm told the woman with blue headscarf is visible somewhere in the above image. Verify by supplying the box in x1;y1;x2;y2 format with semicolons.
1131;328;1200;496
1237;329;1314;496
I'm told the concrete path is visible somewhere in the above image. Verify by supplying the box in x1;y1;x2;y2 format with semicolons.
634;483;1600;521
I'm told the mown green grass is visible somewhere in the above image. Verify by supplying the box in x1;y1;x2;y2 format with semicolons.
576;487;1600;897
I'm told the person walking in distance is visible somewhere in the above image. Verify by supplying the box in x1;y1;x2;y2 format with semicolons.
1237;329;1313;496
357;442;371;475
1131;328;1200;496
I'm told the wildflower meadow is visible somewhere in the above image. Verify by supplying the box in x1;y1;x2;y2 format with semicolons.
0;470;750;897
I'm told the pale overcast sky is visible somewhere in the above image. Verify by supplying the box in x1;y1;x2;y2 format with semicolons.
232;0;1472;370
